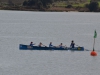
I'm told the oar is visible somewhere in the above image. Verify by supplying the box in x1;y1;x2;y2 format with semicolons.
75;44;80;47
42;44;47;47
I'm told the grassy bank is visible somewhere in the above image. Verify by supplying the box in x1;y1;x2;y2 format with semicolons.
0;0;100;12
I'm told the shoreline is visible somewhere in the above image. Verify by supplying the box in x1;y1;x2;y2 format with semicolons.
0;6;90;12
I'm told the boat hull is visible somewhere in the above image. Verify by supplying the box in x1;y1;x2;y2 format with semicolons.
19;44;84;51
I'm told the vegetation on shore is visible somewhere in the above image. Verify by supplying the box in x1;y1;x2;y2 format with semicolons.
0;0;100;12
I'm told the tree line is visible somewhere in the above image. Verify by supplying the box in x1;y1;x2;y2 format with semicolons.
22;0;99;12
23;0;54;9
22;0;75;8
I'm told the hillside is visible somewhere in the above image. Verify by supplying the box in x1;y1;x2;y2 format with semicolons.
0;0;99;12
0;0;88;5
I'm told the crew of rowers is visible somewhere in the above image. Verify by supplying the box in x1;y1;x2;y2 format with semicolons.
30;40;75;48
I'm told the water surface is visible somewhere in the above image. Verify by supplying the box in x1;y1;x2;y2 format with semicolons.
0;10;100;75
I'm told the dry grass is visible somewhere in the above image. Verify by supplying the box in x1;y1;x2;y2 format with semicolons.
47;7;77;12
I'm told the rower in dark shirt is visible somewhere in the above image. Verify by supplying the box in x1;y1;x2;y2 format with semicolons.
30;42;35;46
70;40;75;48
49;42;54;47
59;43;63;48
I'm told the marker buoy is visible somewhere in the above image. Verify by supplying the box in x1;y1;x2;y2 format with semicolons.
91;30;97;56
90;50;97;56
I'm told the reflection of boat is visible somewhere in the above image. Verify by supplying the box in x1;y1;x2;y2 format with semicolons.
19;44;84;51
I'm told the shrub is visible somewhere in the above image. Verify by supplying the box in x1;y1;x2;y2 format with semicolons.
66;5;73;8
88;1;99;12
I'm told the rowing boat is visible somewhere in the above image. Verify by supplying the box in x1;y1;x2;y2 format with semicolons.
19;44;84;51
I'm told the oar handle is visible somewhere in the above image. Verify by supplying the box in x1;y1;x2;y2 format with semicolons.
75;44;80;47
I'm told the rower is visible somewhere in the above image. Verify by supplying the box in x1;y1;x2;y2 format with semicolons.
59;43;63;48
38;42;46;47
70;40;75;48
30;42;35;46
49;42;54;47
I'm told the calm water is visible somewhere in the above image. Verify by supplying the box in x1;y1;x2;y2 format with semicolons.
0;10;100;75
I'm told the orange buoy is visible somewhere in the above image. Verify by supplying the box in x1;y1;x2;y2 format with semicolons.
90;50;97;56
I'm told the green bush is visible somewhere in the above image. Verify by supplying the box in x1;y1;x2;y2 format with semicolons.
66;5;73;8
88;1;99;11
